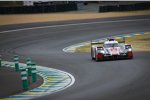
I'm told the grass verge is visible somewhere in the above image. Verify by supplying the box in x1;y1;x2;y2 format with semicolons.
75;32;150;52
0;10;150;25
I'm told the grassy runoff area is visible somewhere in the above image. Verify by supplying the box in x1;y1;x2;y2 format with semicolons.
75;32;150;53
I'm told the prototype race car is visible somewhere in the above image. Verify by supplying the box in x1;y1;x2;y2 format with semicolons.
91;38;133;61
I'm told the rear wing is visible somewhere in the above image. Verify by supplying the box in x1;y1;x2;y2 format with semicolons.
91;39;105;46
91;37;126;46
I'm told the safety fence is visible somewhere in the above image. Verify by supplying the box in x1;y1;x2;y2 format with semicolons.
0;3;77;14
99;2;150;12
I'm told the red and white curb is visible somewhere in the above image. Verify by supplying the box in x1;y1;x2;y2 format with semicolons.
1;61;75;100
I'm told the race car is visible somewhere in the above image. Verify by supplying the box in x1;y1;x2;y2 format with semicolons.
91;38;133;61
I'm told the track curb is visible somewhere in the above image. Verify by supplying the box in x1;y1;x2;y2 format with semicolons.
1;61;75;100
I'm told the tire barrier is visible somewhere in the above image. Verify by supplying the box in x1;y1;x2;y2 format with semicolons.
0;3;77;14
99;2;150;12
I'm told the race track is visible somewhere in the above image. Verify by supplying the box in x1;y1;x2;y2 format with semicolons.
0;15;150;100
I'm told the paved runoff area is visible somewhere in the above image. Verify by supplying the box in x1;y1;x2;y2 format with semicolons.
0;61;75;100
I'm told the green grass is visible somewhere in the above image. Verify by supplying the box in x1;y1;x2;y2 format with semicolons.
75;33;150;53
125;32;150;51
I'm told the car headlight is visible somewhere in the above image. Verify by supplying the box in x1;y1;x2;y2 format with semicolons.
100;50;105;54
128;48;132;51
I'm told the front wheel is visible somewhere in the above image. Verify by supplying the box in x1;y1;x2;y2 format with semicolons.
127;52;133;59
96;53;104;61
92;57;95;60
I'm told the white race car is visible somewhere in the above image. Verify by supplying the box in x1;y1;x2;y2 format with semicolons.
91;38;133;61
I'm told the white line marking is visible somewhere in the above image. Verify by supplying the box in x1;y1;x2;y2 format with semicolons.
0;18;150;34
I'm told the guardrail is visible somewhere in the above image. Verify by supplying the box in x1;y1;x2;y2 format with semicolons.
99;2;150;12
0;3;77;14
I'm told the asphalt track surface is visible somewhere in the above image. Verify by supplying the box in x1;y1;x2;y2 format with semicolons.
0;15;150;100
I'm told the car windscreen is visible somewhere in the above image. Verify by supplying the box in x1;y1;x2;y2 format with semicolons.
104;43;118;48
